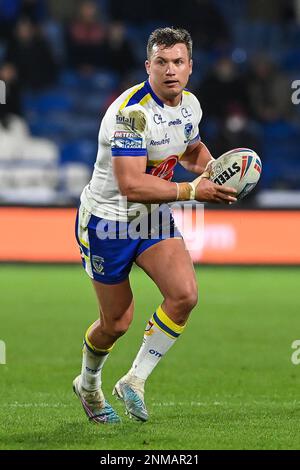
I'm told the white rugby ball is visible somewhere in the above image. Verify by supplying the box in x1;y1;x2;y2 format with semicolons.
210;148;262;199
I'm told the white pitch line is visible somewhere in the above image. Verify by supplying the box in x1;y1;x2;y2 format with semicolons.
1;400;299;409
0;403;72;408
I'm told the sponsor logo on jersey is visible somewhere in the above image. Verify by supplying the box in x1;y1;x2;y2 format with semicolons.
116;114;135;128
181;106;192;118
153;113;167;125
149;155;178;181
168;118;182;126
184;123;193;142
114;131;139;139
149;133;170;146
113;130;143;149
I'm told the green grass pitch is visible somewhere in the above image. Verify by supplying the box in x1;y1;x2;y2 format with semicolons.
0;265;300;450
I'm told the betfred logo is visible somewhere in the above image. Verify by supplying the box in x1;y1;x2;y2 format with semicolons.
114;131;139;139
213;162;241;185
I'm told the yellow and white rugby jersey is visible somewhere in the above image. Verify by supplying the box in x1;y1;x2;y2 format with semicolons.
80;79;202;221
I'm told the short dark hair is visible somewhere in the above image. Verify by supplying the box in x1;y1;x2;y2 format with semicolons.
147;27;192;60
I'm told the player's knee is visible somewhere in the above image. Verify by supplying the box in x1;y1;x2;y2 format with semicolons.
168;283;198;315
112;323;130;338
104;319;131;339
178;287;198;313
188;286;198;310
179;284;198;312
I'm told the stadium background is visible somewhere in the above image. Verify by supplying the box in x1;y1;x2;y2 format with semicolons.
0;0;300;451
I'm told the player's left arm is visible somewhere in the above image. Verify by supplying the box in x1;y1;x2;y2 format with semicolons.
179;139;215;175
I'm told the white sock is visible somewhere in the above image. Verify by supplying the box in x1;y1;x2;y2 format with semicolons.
130;305;185;381
80;326;114;391
81;345;109;391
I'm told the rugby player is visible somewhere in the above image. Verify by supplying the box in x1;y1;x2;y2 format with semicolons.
73;27;237;423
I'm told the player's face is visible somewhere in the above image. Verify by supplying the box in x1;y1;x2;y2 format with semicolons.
145;43;192;106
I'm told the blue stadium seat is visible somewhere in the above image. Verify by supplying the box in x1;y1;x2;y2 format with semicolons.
58;69;119;92
213;0;247;23
263;121;300;142
261;121;300;188
23;90;74;114
58;70;83;88
233;20;283;56
27;115;66;139
60;139;98;166
280;48;300;72
284;23;300;49
73;91;107;115
62;115;99;139
0;43;6;63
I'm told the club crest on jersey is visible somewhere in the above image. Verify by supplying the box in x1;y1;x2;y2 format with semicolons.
184;123;193;143
92;255;105;274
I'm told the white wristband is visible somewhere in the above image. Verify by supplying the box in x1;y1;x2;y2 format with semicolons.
188;172;211;201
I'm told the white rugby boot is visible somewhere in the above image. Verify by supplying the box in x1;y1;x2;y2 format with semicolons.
112;372;148;422
73;375;121;424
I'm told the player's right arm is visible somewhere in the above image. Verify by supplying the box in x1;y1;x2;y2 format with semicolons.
113;155;177;203
112;156;237;204
111;105;236;204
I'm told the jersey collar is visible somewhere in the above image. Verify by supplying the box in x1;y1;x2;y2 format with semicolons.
145;80;164;108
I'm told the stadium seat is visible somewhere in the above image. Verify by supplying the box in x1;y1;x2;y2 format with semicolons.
23;90;74;114
280;48;300;72
59;69;119;93
0;162;60;204
0;43;6;63
60;139;97;166
61;162;92;198
27;116;67;140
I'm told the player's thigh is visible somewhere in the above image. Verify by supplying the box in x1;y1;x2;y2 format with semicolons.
135;238;198;304
92;277;134;326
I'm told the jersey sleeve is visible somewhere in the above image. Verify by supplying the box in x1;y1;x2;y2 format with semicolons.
110;104;149;157
187;97;203;146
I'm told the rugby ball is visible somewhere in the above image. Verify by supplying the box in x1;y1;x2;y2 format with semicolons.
209;148;262;199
